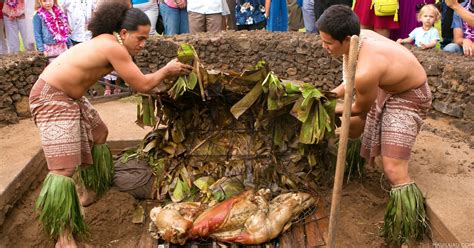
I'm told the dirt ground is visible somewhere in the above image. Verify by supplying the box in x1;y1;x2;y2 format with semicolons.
0;100;472;247
0;168;391;248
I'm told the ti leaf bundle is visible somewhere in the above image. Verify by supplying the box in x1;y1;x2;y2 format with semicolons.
132;44;341;205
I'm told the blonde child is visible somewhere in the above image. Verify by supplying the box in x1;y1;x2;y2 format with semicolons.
397;4;441;49
33;0;71;59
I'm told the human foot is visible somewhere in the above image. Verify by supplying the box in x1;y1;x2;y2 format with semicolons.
79;189;97;207
104;89;111;96
55;232;77;248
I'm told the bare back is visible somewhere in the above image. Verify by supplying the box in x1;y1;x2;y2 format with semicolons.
39;34;128;99
357;30;427;94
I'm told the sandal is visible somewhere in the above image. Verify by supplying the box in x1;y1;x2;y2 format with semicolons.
104;89;111;96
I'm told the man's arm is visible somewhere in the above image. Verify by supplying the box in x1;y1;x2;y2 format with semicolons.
420;39;438;49
265;0;271;17
453;27;464;45
331;82;345;98
446;0;474;27
397;37;414;44
107;42;192;93
338;71;378;117
334;71;378;116
33;14;44;53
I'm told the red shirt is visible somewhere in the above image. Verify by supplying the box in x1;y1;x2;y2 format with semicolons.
0;3;3;20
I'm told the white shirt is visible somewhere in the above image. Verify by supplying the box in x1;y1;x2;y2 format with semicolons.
187;0;223;14
60;0;95;42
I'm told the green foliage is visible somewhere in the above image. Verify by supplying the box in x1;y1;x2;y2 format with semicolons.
382;183;428;246
79;144;114;197
35;173;88;240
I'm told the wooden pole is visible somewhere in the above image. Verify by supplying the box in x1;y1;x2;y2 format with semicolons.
327;35;360;247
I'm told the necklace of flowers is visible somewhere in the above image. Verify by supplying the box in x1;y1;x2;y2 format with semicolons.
113;32;124;45
463;1;474;41
6;0;18;8
38;6;69;44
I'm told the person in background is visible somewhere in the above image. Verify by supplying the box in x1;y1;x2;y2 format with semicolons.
267;0;288;31
222;0;231;29
59;0;95;44
446;0;474;26
235;0;270;30
25;0;36;49
313;0;352;32
2;0;34;53
226;0;237;30
159;0;188;35
0;1;8;54
397;4;441;49
287;0;304;31
187;0;225;33
352;0;399;37
103;72;122;95
390;0;436;41
132;0;159;35
33;0;72;60
443;0;474;56
302;0;316;33
440;0;459;48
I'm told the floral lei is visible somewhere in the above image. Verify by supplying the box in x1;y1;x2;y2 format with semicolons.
463;0;474;41
6;0;18;8
38;6;69;43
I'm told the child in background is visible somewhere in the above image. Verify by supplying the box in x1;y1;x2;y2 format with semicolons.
103;72;123;96
33;0;71;59
397;4;441;49
0;2;8;54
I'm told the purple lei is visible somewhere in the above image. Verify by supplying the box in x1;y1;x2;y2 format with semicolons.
6;0;18;8
463;2;474;41
38;6;69;43
463;22;474;41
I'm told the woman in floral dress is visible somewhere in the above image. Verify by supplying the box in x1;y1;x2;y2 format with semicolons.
235;0;270;30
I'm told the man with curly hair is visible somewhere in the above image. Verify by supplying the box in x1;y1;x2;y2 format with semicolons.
29;2;192;247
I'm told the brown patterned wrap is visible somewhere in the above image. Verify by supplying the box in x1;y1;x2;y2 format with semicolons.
29;79;107;170
361;81;432;161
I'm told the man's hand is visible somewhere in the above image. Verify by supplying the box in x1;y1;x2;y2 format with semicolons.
462;39;474;56
176;0;186;8
335;103;343;116
164;58;193;77
445;0;458;8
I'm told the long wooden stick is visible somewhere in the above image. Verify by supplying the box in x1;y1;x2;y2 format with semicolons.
327;35;360;247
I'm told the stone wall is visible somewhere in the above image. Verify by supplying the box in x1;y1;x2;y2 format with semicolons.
0;31;472;124
0;54;48;124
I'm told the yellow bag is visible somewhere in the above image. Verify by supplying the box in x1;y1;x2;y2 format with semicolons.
371;0;399;21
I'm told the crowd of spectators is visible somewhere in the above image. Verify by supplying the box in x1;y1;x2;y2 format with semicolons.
0;0;472;59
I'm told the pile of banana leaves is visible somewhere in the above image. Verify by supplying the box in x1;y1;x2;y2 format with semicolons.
131;43;341;203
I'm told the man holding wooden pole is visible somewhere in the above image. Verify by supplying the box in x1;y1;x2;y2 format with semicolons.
316;5;432;246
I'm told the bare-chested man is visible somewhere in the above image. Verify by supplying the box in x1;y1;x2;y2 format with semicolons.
29;2;192;247
316;5;432;245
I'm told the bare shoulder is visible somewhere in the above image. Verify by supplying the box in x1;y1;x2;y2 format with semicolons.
91;34;129;58
355;49;382;89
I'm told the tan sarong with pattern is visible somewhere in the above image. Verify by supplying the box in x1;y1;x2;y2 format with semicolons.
29;79;108;170
361;81;432;161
